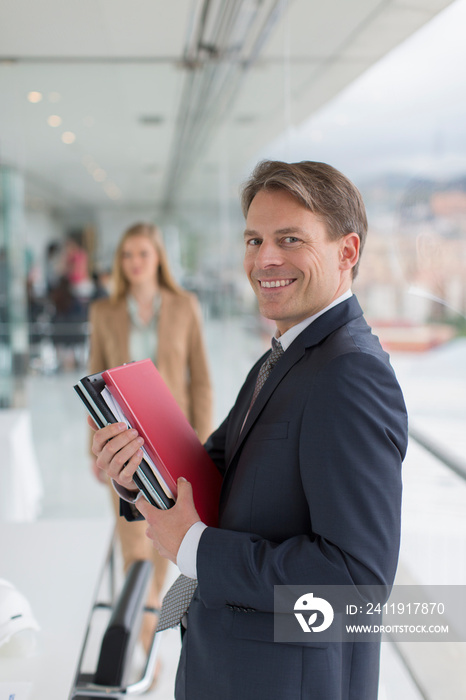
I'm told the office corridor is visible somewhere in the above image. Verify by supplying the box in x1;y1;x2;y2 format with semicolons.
23;316;466;699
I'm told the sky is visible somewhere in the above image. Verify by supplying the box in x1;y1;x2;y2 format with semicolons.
263;0;466;186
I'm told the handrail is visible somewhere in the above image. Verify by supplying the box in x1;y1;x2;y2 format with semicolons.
71;558;160;698
408;425;466;482
391;425;466;700
94;560;153;687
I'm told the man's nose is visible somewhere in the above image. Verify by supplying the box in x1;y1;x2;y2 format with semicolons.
255;240;283;267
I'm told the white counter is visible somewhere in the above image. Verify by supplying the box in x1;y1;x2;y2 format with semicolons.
0;409;43;522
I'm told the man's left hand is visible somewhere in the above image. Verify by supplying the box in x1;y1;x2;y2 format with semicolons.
136;477;200;564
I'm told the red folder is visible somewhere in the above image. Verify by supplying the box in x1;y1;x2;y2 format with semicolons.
102;359;222;527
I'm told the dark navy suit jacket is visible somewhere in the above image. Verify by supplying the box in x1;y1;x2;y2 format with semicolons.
173;296;408;700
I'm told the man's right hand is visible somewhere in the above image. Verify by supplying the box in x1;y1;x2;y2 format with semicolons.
87;416;144;491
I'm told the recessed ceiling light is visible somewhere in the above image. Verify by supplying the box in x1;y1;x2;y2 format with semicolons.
93;168;107;182
47;115;62;127
61;131;76;144
27;91;42;103
82;154;94;167
104;182;122;200
82;155;98;173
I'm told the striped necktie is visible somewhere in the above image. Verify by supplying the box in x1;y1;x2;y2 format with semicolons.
250;338;284;407
156;574;198;632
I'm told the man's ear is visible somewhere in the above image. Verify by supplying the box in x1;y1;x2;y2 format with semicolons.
340;232;360;271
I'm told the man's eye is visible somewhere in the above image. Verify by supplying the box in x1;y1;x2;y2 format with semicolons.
246;238;261;246
283;236;299;244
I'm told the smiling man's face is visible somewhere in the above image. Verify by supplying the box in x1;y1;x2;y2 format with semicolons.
243;189;359;335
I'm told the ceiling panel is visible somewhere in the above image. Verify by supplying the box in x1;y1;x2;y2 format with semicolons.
262;0;382;59
0;0;110;57
98;0;192;57
0;0;192;57
0;0;457;214
342;5;439;60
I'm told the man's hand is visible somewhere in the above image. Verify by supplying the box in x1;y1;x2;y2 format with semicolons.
136;478;200;564
87;415;143;491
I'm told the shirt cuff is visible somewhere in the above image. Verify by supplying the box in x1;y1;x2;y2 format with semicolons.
176;521;207;580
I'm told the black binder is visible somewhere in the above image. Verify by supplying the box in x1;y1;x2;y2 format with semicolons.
74;371;175;510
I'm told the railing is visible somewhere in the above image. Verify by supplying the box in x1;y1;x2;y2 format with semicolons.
389;426;466;700
409;425;466;482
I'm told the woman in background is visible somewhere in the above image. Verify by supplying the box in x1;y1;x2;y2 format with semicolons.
88;222;213;656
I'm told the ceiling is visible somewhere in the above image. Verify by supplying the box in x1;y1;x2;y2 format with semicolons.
0;0;455;217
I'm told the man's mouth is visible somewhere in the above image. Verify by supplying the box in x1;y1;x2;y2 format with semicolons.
259;279;294;288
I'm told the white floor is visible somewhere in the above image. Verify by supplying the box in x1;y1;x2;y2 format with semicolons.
14;318;466;698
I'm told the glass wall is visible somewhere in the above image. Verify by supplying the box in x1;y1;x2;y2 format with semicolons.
1;1;465;696
0;167;29;408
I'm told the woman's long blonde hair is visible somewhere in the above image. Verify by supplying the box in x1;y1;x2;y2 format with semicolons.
111;222;184;301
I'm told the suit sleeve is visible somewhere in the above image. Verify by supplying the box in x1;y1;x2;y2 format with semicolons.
196;351;407;612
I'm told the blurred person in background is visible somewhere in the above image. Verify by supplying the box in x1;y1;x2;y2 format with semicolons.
45;241;62;295
64;234;93;301
50;275;88;369
89;268;111;302
88;222;213;657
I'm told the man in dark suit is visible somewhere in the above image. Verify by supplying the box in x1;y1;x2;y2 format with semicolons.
91;160;408;699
